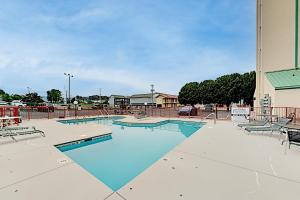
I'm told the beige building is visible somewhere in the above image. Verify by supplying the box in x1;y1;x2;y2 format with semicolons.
255;0;300;107
156;93;179;108
129;93;179;108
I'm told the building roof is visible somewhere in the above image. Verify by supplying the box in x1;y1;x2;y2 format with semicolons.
265;69;300;90
156;93;178;99
109;95;128;98
130;92;177;99
130;93;154;98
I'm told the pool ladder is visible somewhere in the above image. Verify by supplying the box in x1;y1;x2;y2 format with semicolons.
204;113;217;124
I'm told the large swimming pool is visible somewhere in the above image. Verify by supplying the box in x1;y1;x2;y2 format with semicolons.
56;117;203;191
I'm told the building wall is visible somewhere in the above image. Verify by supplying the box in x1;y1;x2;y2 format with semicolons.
156;96;164;107
255;0;299;107
275;89;300;107
156;96;179;108
130;97;156;106
108;96;115;107
264;76;276;106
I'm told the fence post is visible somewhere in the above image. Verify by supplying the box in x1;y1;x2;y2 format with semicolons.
295;108;297;123
270;107;273;122
27;107;30;120
13;107;19;125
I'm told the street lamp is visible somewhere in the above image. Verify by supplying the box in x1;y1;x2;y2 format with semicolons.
64;73;74;105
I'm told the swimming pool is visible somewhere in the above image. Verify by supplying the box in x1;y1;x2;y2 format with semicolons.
56;117;203;191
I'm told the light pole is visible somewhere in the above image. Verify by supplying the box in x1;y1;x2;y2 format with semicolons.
63;85;67;104
150;84;155;116
64;73;73;105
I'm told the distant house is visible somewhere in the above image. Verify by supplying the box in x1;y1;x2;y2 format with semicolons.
156;93;179;108
130;93;158;108
108;95;130;108
129;92;178;108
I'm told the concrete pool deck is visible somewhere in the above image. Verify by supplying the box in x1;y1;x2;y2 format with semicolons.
1;116;300;199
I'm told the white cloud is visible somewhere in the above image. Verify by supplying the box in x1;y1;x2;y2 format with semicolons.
0;0;256;95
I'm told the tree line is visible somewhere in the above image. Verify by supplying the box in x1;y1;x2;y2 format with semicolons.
0;89;50;105
178;71;256;106
0;89;109;105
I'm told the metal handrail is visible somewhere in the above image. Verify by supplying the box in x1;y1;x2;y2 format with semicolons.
204;113;217;124
103;109;110;118
98;109;104;117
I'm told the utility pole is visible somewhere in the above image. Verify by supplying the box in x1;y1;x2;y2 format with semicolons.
99;88;102;104
27;87;31;94
150;84;155;116
64;73;74;105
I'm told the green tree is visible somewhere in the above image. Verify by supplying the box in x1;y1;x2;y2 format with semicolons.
47;89;62;103
178;82;200;106
1;93;12;102
178;71;256;106
240;71;256;106
198;80;216;104
213;73;245;107
0;89;12;102
0;89;5;96
22;93;44;105
11;94;23;100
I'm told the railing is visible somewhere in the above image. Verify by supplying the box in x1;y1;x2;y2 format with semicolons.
1;106;299;123
251;107;300;123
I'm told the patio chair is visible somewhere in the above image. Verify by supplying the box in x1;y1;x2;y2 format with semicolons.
0;129;18;142
237;119;268;128
0;126;30;132
15;126;45;137
245;117;292;133
0;126;45;142
245;123;283;133
286;130;300;149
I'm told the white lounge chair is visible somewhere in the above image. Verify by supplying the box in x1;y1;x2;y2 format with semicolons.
0;126;45;142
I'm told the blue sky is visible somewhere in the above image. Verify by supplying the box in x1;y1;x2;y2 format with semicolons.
0;0;256;97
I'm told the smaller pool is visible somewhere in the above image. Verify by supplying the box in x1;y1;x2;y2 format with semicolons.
56;117;203;191
57;116;124;125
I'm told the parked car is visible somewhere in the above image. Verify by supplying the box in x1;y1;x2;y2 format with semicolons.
178;106;197;116
204;104;214;112
0;100;9;106
37;106;55;112
10;100;26;107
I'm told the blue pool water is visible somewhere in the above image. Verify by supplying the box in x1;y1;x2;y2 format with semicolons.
57;117;203;191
